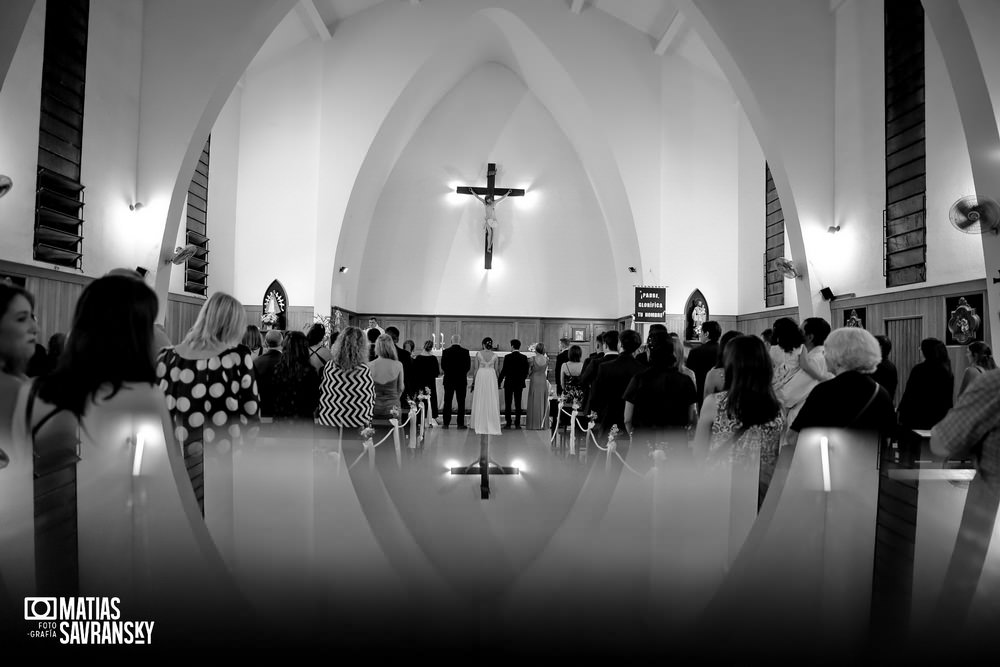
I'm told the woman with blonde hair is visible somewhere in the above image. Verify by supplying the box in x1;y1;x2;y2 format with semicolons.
316;326;374;428
368;333;404;420
156;291;260;514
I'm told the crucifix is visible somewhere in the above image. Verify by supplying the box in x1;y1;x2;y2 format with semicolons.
456;163;525;269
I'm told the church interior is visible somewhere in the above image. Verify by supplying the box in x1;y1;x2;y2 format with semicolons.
2;0;1000;660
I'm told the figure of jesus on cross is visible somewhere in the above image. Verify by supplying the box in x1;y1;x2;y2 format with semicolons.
457;163;524;269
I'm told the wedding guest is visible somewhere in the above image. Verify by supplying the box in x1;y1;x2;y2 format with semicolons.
555;337;570;395
590;329;644;438
253;330;283;418
672;336;697;389
526;343;549;430
307;323;334;372
685;320;722;407
703;330;741;399
634;323;667;365
367;327;380;362
270;331;320;422
560;345;585;401
959;341;996;397
897;338;954;431
581;332;605;376
157;291;260;513
760;328;773;346
581;330;618;412
242;325;264;360
624;330;697;448
403;339;416;356
315;326;374;429
0;283;39;439
412;339;441;419
694;335;784;510
42;332;66;376
871;335;898;404
384;326;411;409
8;275;236;615
787;327;896;447
368;333;404;420
24;341;47;377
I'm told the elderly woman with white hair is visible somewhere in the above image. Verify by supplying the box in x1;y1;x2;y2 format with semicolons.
785;327;896;447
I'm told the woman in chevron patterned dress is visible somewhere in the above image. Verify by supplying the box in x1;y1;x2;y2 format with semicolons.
316;326;374;428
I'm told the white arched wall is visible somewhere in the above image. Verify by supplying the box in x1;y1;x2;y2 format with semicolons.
355;62;619;317
325;3;646;317
676;0;835;321
0;0;33;94
925;0;1000;352
140;0;298;320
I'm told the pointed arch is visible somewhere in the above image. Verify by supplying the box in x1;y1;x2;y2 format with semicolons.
261;279;288;331
683;289;710;341
330;7;642;315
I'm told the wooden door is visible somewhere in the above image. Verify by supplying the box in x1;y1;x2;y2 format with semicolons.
885;316;923;405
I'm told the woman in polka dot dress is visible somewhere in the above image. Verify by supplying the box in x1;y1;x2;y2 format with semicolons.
156;292;260;515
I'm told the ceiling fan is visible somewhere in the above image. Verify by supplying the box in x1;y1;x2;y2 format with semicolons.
949;195;1000;235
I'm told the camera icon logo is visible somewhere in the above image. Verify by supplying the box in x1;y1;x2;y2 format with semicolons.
24;597;57;621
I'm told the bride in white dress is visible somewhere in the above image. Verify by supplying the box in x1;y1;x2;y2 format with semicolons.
471;337;502;436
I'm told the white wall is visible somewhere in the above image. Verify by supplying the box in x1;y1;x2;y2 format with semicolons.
81;0;144;277
736;106;772;314
0;1;45;265
661;34;742;317
233;40;322;308
355;63;617;317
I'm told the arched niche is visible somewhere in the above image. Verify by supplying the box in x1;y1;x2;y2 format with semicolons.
261;280;288;331
684;289;709;342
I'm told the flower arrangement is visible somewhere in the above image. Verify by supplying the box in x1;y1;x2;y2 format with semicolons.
587;411;598;431
390;405;401;422
261;312;279;326
313;314;333;345
562;386;583;411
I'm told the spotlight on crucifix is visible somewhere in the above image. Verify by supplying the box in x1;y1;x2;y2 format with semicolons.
456;162;525;270
450;434;520;500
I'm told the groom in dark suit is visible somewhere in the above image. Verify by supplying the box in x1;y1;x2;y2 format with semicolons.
498;339;529;429
441;334;471;428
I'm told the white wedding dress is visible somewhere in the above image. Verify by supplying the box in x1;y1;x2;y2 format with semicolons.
470;351;502;435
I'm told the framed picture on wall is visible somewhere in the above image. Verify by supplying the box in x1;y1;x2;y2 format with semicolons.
945;293;985;346
843;307;867;330
571;326;588;342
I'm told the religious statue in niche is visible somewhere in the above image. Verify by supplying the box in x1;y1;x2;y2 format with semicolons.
844;308;866;329
945;295;984;345
333;308;344;333
683;289;709;341
261;279;287;331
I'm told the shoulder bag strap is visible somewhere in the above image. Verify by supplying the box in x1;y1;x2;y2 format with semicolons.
848;382;881;428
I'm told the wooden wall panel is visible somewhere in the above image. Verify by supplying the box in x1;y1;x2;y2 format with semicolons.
285;306;314;333
407;319;434;347
439;319;461;345
735;307;798;336
166;294;204;345
514;320;540;347
831;279;987;400
25;276;85;343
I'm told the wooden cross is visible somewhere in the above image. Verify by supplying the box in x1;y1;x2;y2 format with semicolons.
456;163;524;269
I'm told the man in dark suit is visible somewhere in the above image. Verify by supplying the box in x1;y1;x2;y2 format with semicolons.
441;334;471;428
581;332;605;376
555;337;570;395
685;320;722;408
581;330;618;412
253;330;284;417
589;329;644;438
385;326;412;409
498;339;529;429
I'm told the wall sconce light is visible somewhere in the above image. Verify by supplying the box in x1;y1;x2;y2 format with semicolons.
338;266;349;273
827;224;841;234
129;202;144;212
135;266;149;277
627;266;637;273
0;174;12;199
